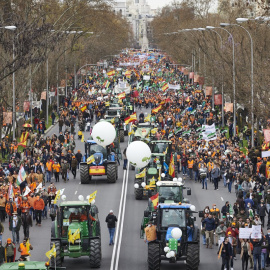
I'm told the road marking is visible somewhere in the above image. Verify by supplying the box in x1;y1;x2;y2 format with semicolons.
75;191;77;195
221;197;224;201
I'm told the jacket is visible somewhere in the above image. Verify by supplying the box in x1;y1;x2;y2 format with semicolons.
202;217;215;231
4;243;15;257
218;241;233;259
215;225;227;240
250;237;264;255
226;227;239;238
71;159;78;169
33;198;45;210
144;225;157;242
257;204;268;217
211;167;220;179
240;241;252;258
105;214;117;228
9;215;21;232
0;245;4;262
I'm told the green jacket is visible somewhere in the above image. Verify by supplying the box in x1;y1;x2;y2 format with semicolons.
4;243;15;257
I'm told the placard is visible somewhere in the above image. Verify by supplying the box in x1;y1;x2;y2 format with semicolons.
143;75;150;81
251;225;261;239
239;228;253;239
264;129;270;143
214;94;222;105
262;151;270;158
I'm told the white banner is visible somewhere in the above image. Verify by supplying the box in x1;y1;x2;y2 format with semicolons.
168;84;180;90
262;151;270;158
239;228;253;239
143;75;150;81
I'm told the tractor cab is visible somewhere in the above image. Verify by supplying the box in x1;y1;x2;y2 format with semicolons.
149;140;172;164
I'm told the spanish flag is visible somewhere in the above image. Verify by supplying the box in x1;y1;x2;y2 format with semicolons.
150;193;159;209
80;104;87;112
118;92;126;100
18;131;29;148
107;70;115;77
161;83;169;92
168;153;175;177
152;105;162;114
124;112;137;124
125;70;131;78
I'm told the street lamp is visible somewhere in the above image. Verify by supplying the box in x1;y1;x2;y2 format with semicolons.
221;20;254;146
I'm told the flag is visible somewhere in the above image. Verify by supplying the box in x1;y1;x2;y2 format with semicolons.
46;243;56;260
136;169;146;178
8;183;13;200
105;101;110;106
18;131;29;147
175;127;182;135
53;190;61;204
26;239;31;256
125;70;131;78
168;132;174;139
80;104;87;112
189;109;196;115
103;80;110;88
149;177;155;186
107;70;115;77
152;105;162;114
81;133;84;142
144;114;151;122
87;155;95;165
23;186;31;196
150;193;159;210
17;166;26;186
124;112;137;124
151;128;158;135
128;130;135;136
36;183;42;192
88;190;97;203
169;153;175;177
68;228;80;244
118;92;126;100
161;83;169;92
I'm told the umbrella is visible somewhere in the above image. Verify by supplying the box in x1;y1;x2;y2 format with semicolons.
23;124;32;128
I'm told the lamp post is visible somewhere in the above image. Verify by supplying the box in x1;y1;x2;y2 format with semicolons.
205;25;236;135
222;19;254;146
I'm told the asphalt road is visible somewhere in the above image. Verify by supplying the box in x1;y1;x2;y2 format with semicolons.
1;111;248;270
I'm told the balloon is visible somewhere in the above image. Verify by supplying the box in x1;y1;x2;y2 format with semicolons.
166;253;171;258
86;195;90;200
91;199;95;204
171;228;182;239
61;195;66;201
164;247;170;253
168;251;175;258
156;181;161;186
78;195;84;201
141;182;146;188
126;141;151;168
173;178;177;182
134;183;139;189
190;205;196;211
161;173;165;178
92;121;116;147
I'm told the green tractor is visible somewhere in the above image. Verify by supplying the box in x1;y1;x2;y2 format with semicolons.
104;107;126;142
134;140;176;199
129;123;157;143
50;200;101;268
141;203;200;270
0;261;65;270
80;140;119;184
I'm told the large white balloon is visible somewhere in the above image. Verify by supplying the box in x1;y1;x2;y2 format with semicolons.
92;121;116;147
78;195;84;201
126;141;151;168
190;205;196;211
171;228;182;239
61;195;66;201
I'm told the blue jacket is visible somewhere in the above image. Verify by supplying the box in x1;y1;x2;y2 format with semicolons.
202;217;215;231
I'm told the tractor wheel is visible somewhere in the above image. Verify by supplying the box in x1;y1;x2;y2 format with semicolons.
107;164;117;183
80;164;90;184
50;241;61;267
89;238;101;268
119;130;125;142
186;243;200;270
148;242;160;270
134;182;143;200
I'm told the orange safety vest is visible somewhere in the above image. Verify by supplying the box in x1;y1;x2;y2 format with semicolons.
19;243;29;256
188;160;194;169
46;161;53;172
207;162;214;171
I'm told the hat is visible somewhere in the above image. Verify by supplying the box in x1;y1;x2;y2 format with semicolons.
227;231;232;235
231;222;236;226
7;238;11;243
245;223;248;226
109;210;113;213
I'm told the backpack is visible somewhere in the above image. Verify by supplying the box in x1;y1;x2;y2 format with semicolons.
50;207;56;217
107;216;115;226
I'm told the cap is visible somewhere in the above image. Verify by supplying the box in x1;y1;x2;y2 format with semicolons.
228;231;232;235
232;222;236;226
245;223;248;226
109;210;113;213
7;238;11;243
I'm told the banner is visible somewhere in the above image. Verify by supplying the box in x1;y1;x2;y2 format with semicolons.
262;151;270;158
23;101;30;112
41;91;47;100
3;112;12;125
184;69;189;75
168;84;180;90
214;94;222;105
239;228;253;239
205;86;212;96
224;103;233;112
198;76;205;85
143;75;150;81
194;75;200;83
264;129;270;143
32;101;41;109
189;72;194;79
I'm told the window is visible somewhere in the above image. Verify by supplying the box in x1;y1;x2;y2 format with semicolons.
161;209;186;227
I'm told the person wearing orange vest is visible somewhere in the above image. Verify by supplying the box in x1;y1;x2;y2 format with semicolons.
18;238;33;261
187;157;194;180
52;160;61;183
207;160;214;183
5;198;17;221
46;159;53;183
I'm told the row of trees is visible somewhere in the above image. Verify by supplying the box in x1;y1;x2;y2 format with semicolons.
150;0;270;131
0;0;131;116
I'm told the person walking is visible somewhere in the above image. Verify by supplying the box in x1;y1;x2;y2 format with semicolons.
144;221;157;243
211;163;220;190
199;163;208;190
218;237;233;270
105;210;117;246
71;156;78;179
52;160;61;183
202;214;215;248
257;200;268;228
215;221;227;246
240;239;251;270
0;194;6;222
9;211;21;244
249;235;264;270
33;195;45;226
4;238;15;262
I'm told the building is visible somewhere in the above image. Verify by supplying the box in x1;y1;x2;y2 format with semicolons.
113;0;155;49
